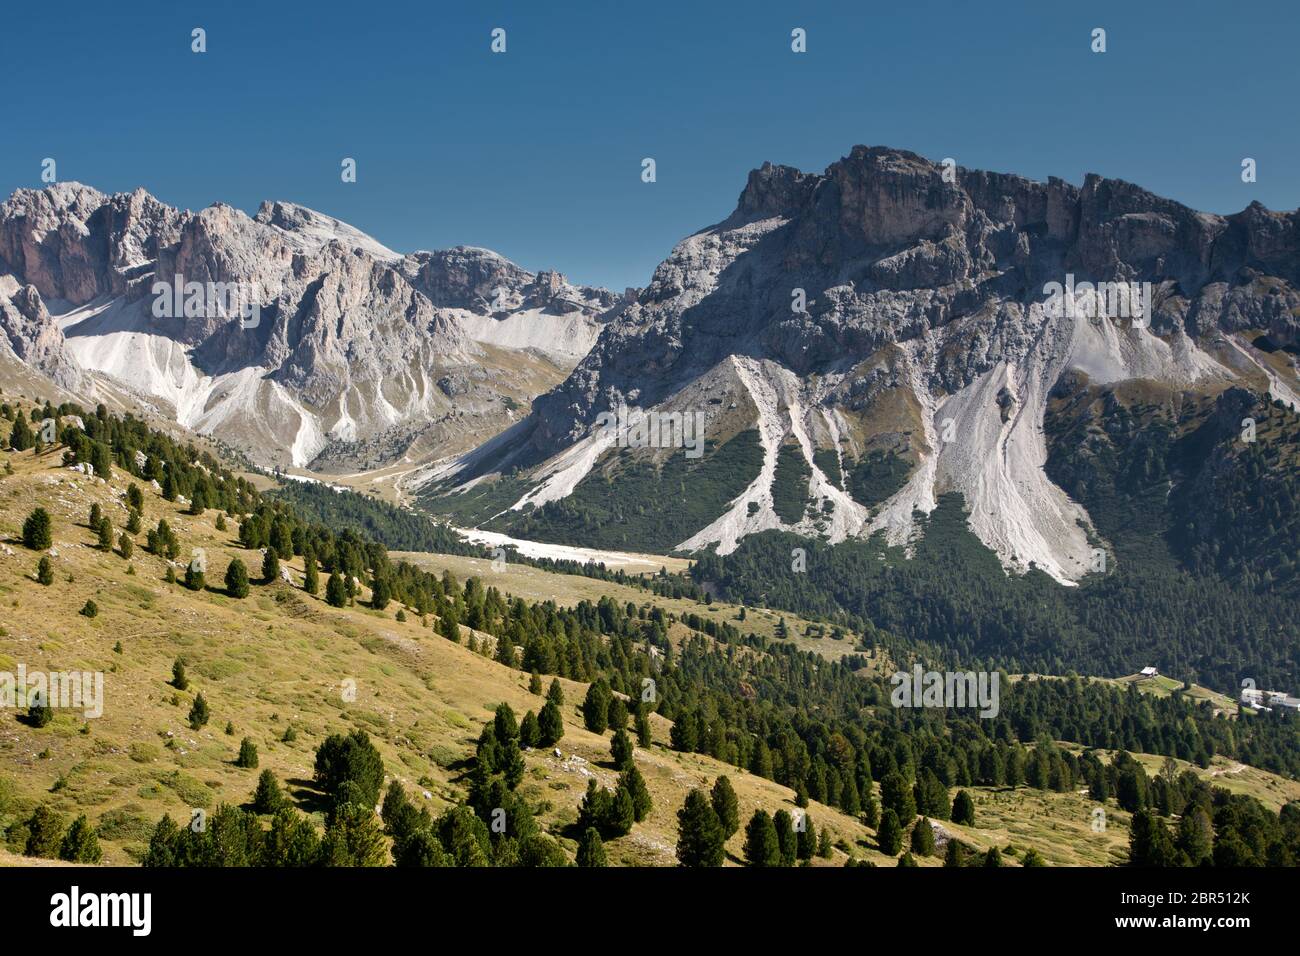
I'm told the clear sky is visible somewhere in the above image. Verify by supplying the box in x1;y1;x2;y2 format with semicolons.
4;0;1297;291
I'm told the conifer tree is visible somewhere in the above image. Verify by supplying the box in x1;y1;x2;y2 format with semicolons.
189;692;210;730
302;548;319;595
910;817;935;856
22;507;52;550
797;813;816;861
529;672;543;695
225;558;250;598
520;710;541;748
172;658;188;690
675;788;725;868
36;555;53;585
326;571;347;608
545;678;564;707
576;827;607;867
236;737;259;769
582;680;611;734
620;765;653;822
817;827;833;858
59;815;103;864
710;776;740;839
252;769;284;814
24;805;65;857
877;808;903;855
743;810;780;867
943;839;967;867
610;728;634;771
538;699;564;747
773;809;797;866
118;532;133;559
635;705;652;748
952;789;975;826
262;547;280;584
982;846;1002;867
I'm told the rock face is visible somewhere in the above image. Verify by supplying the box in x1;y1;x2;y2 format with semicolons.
431;146;1300;583
0;184;617;470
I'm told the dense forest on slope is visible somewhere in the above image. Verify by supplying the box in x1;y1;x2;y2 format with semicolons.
691;387;1300;693
488;430;765;553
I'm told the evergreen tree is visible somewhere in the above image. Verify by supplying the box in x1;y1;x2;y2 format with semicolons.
528;672;543;695
710;776;740;838
302;548;319;595
24;805;65;857
172;658;188;690
610;728;634;771
225;559;250;598
118;532;133;559
9;410;32;451
537;699;565;747
817;827;833;858
952;790;975;826
262;547;280;584
36;556;53;585
880;771;916;823
127;483;144;513
236;737;259;769
79;599;97;618
546;678;564;707
576;827;607;867
877;808;903;855
314;730;386;811
910;817;935;856
943;839;968;868
252;769;284;814
188;692;210;730
898;851;918;867
635;705;653;748
22;507;52;550
184;561;205;591
125;509;141;534
1021;848;1046;867
620;765;652;822
796;813;816;861
326;571;347;608
743;810;780;867
773;809;797;866
982;846;1003;867
520;710;541;748
1128;809;1178;866
371;574;390;610
89;503;103;530
582;680;611;733
675;789;725;867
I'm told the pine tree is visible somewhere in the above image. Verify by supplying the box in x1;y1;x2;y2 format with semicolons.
36;556;53;585
79;599;97;618
528;671;543;695
89;503;103;529
817;827;833;858
125;509;141;534
371;574;390;610
520;710;541;748
576;827;607;867
943;839;967;867
22;507;52;550
189;692;210;729
127;483;144;513
982;846;1002;867
773;809;797;866
675;789;725;867
172;658;189;690
877;808;903;855
610;728;634;771
538;700;564;747
620;765;653;822
1021;848;1046;867
546;678;564;707
96;517;113;550
635;705;652;748
24;805;65;857
910;817;935;856
252;769;283;813
710;776;740;838
796;813;816;861
184;562;205;591
61;818;106;867
9;410;32;451
262;547;280;584
225;558;250;598
582;680;611;734
303;548;319;595
323;570;348;608
743;810;780;867
118;532;133;559
898;851;918;867
236;737;259;769
608;784;635;837
952;789;975;826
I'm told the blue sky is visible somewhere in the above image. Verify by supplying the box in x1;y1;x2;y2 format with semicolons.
4;0;1297;290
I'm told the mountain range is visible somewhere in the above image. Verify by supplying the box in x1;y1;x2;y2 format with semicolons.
3;147;1298;584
